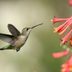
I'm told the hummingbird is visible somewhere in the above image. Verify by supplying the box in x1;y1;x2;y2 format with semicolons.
0;23;43;52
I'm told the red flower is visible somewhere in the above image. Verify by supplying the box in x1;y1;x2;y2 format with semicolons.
52;50;69;58
61;56;72;72
54;16;72;34
68;0;72;6
52;16;72;45
51;16;68;24
61;29;72;45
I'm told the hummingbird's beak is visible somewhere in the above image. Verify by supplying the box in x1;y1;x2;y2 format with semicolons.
30;23;43;29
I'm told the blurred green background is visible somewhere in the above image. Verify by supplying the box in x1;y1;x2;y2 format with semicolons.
0;0;71;72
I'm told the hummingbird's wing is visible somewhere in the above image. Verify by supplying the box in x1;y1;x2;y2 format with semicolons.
0;45;14;50
8;24;20;37
0;33;14;44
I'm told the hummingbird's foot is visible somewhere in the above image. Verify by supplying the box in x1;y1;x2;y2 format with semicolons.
16;48;20;52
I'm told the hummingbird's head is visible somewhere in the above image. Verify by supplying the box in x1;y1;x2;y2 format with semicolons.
22;27;31;35
22;23;43;35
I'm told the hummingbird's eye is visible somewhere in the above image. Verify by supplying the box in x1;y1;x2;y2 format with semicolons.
26;28;29;30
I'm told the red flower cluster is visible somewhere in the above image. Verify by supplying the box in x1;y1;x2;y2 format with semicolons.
51;0;72;71
52;16;72;45
52;49;72;72
51;16;72;72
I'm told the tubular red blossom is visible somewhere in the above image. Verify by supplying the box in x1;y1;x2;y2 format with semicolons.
70;37;72;46
61;29;72;44
59;17;72;35
52;50;69;58
54;24;66;33
51;16;68;24
61;56;72;72
68;0;72;6
54;16;72;34
61;63;70;72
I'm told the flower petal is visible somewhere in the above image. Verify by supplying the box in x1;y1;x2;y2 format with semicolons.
59;17;72;35
52;50;69;58
61;56;72;72
51;16;68;24
54;16;72;34
61;29;72;44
